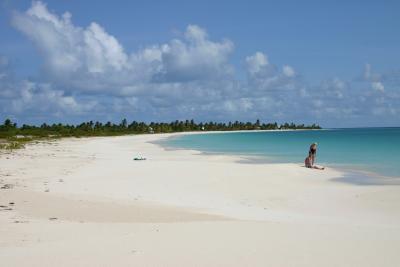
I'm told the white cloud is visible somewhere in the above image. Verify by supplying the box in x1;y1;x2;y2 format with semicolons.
9;81;96;115
319;78;347;99
372;81;384;92
363;63;381;82
282;65;295;77
362;63;385;93
155;25;234;82
246;52;268;75
12;3;234;91
11;1;137;90
0;64;97;120
83;22;128;73
2;1;399;127
245;52;298;93
222;98;253;113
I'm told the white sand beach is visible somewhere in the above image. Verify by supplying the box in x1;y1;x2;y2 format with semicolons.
1;133;399;266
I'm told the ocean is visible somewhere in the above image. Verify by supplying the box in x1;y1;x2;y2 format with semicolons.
161;128;400;179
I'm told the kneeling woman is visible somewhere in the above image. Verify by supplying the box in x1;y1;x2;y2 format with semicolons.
305;143;324;170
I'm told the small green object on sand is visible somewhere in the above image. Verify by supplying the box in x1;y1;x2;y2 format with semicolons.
133;157;146;161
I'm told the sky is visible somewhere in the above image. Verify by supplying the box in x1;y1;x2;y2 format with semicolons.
0;0;399;127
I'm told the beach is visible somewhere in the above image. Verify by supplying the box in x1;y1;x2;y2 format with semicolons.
1;133;400;266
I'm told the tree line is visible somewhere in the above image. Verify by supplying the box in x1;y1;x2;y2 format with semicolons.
0;118;321;139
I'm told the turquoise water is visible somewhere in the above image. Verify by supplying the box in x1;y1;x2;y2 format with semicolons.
162;128;400;178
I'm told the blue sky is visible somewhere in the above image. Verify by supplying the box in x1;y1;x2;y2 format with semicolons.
0;0;399;127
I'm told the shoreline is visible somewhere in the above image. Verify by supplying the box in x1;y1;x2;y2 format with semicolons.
157;131;400;184
1;133;400;266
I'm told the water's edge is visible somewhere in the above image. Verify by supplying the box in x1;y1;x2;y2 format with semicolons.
152;132;400;186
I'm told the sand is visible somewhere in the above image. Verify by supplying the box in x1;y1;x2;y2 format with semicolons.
0;133;399;266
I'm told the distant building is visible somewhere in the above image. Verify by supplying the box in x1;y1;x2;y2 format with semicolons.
148;127;154;134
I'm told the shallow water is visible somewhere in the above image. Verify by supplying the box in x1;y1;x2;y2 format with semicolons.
161;128;400;179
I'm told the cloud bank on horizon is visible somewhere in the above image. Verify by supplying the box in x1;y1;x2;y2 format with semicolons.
0;1;399;127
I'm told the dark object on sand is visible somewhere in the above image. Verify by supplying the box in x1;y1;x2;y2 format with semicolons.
1;184;13;189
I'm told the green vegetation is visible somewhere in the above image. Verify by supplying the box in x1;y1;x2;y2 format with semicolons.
0;118;321;150
0;141;26;150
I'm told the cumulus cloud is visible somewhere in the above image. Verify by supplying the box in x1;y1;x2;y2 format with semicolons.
299;65;400;125
245;52;298;94
320;78;347;99
155;25;234;82
372;81;384;92
12;82;98;115
11;2;234;92
1;1;399;127
12;1;142;91
0;55;97;121
362;63;385;93
246;52;268;75
282;65;295;78
1;79;97;118
363;63;381;82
